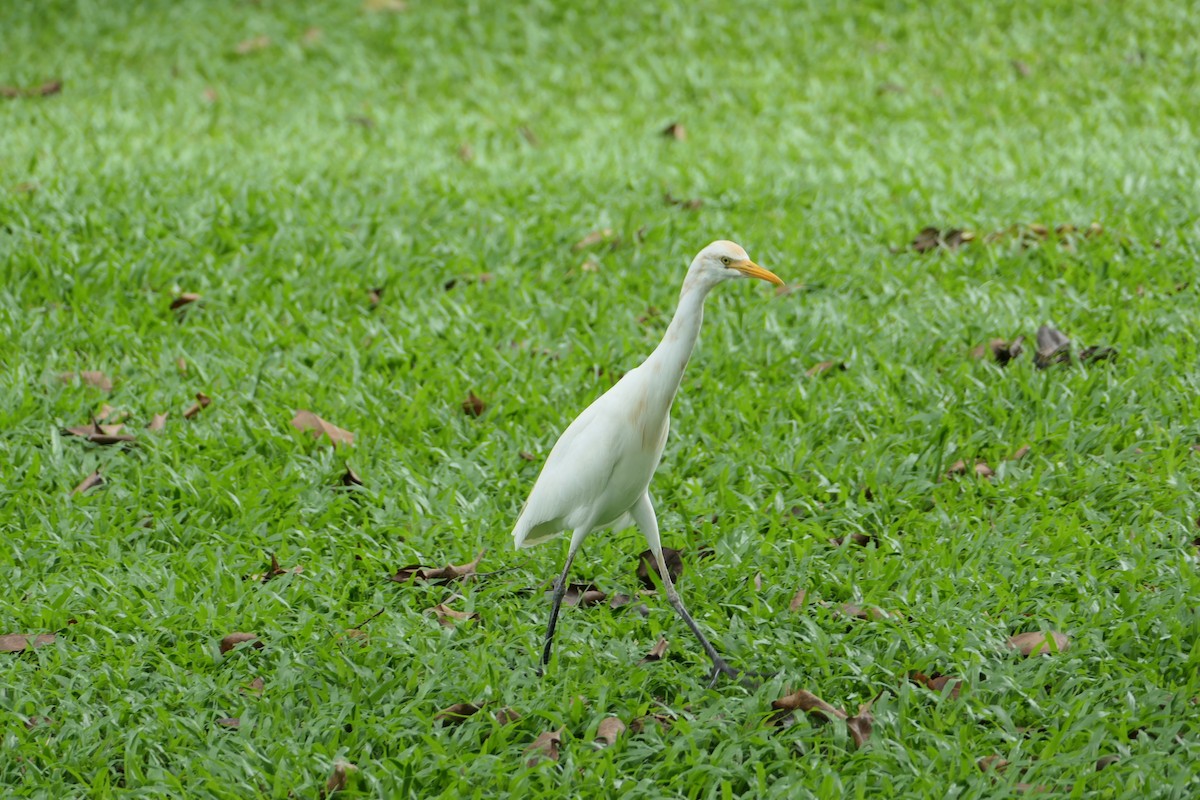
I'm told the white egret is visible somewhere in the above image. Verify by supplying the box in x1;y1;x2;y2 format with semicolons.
513;240;783;682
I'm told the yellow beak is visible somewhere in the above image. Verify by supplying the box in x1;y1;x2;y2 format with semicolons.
732;260;784;286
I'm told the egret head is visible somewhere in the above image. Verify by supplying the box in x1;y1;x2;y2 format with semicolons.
688;240;783;289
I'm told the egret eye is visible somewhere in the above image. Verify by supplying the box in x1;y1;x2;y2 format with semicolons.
721;256;732;266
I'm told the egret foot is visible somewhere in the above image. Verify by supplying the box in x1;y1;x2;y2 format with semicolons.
706;661;761;690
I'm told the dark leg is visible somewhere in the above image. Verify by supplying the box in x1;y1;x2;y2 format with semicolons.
540;528;588;669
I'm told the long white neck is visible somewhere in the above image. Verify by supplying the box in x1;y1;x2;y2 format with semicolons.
640;276;714;412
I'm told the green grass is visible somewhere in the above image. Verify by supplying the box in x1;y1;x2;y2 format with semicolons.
3;0;1199;797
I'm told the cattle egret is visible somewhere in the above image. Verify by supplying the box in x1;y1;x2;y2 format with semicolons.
513;240;782;683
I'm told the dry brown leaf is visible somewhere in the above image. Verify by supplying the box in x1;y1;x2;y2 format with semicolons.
525;727;563;766
1012;59;1032;77
170;292;201;310
367;286;384;307
434;702;481;725
663;192;703;210
202;87;219;103
806;360;847;378
388;551;484;584
216;716;241;729
572;228;614;252
24;716;54;729
347;114;375;129
1008;444;1031;461
219;632;262;655
147;412;168;432
342;467;364;487
291;410;354;445
425;603;479;626
974;461;995;479
1007;630;1070;656
1034;324;1071;369
1080;345;1118;363
462;392;486;417
661;122;687;140
769;689;847;727
519;451;537;462
234;35;271;55
36;79;62;96
241;677;265;697
946;459;992;480
639;637;669;664
322;760;358;797
978;755;1010;773
595;716;626;747
495;707;520;725
184;392;212;419
1095;755;1119;771
831;532;873;547
789;589;808;612
846;701;874;748
0;633;56;653
971;336;1025;366
636;547;683;589
629;713;673;733
457;143;474;162
64;422;136;445
557;583;606;607
59;370;113;392
910;672;962;699
73;471;103;494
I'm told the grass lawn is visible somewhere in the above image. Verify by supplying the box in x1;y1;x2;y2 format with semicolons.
3;0;1199;796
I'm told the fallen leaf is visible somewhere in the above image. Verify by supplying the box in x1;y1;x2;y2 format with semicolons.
170;292;201;310
1034;324;1071;369
974;461;995;479
639;637;669;664
290;409;354;445
789;589;808;612
219;632;262;655
234;35;271;55
629;713;673;733
636;547;683;589
35;79;62;96
579;256;601;272
1007;630;1070;656
1012;59;1031;77
572;228;614;252
519;451;537;462
368;286;384;307
769;689;847;727
425;603;479;626
72;471;103;494
1095;755;1119;771
910;672;962;699
978;755;1010;773
831;532;873;547
637;306;661;324
202;87;219;103
846;701;874;748
457;143;474;162
945;459;992;480
300;26;322;44
216;717;241;729
147;412;168;432
663;192;703;210
836;603;892;621
434;703;481;725
241;677;265;696
876;82;906;94
388;551;484;584
462;392;486;417
184;392;212;419
495;707;520;725
557;583;606;607
806;360;847;378
24;716;54;729
0;633;56;653
59;370;113;392
64;421;136;445
752;573;763;591
322;760;358;797
525;727;563;766
1008;445;1031;461
348;114;376;129
661;122;687;140
342;467;363;487
595;716;626;747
